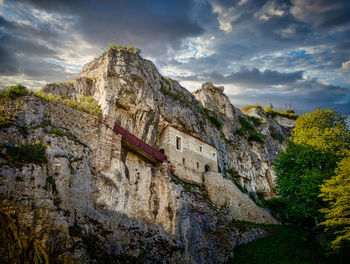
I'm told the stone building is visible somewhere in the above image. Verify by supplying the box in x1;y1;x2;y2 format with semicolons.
158;126;218;184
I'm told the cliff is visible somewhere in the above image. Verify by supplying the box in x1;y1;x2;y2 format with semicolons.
0;48;295;263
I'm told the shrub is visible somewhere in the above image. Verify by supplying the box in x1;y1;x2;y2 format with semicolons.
238;116;254;131
7;143;47;163
248;131;266;143
7;84;28;99
208;115;223;129
247;116;263;126
103;43;142;57
264;106;298;119
241;104;263;112
50;128;65;137
36;90;102;116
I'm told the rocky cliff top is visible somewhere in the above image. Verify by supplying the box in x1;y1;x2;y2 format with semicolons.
43;47;295;198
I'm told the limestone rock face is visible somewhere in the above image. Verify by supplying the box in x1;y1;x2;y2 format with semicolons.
68;49;293;198
1;97;268;263
1;49;296;263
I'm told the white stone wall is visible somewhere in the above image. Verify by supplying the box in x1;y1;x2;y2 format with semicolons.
159;126;218;183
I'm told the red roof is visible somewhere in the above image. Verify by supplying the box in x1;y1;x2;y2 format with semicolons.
113;124;167;163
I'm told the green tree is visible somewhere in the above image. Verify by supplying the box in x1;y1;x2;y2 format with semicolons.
292;108;350;153
319;152;350;249
274;141;337;223
273;108;349;225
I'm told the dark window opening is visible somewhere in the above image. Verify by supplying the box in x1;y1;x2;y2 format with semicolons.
197;162;199;170
205;164;211;172
182;158;185;165
159;149;165;154
176;137;181;150
200;146;202;152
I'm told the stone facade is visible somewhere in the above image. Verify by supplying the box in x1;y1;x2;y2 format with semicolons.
159;126;218;184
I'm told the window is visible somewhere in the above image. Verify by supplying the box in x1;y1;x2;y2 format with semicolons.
199;146;202;152
176;136;181;150
197;162;199;170
182;158;185;165
213;152;215;157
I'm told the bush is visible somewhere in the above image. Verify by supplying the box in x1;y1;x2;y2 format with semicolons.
7;143;47;163
238;116;254;131
241;104;263;112
208;114;223;129
7;84;28;99
49;128;65;137
248;131;266;143
247;116;263;127
264;106;298;119
36;90;102;116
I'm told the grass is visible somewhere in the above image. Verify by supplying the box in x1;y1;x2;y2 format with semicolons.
6;143;47;163
227;225;341;264
99;44;141;58
241;104;263;112
36;90;102;116
263;106;298;120
241;104;298;120
49;128;65;137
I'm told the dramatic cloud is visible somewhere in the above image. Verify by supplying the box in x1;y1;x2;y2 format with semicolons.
342;59;350;71
0;0;349;116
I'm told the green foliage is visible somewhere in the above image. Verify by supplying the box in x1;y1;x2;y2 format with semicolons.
7;143;47;163
234;180;248;193
237;116;266;143
292;108;350;154
238;116;254;132
274;141;338;224
273;108;350;229
207;114;223;129
36;90;102;116
241;104;298;119
319;152;350;249
102;43;142;57
264;106;299;119
227;225;341;264
6;84;28;99
241;104;263;112
49;128;65;137
248;131;266;143
247;116;263;126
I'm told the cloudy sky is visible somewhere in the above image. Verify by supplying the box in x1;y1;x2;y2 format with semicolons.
1;0;349;116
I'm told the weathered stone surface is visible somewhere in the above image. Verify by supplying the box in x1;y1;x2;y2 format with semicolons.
0;49;296;263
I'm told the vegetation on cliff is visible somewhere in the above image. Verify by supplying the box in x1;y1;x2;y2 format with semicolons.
36;89;102;116
242;104;299;119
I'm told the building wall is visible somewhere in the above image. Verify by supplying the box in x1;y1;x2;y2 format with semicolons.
159;126;218;183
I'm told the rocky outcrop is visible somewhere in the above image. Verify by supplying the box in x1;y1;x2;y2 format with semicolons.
1;96;268;263
67;48;293;198
0;48;296;263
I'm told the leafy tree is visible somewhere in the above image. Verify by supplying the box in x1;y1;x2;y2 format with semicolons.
273;108;349;225
319;152;350;249
7;84;28;99
292;108;350;153
274;141;337;224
